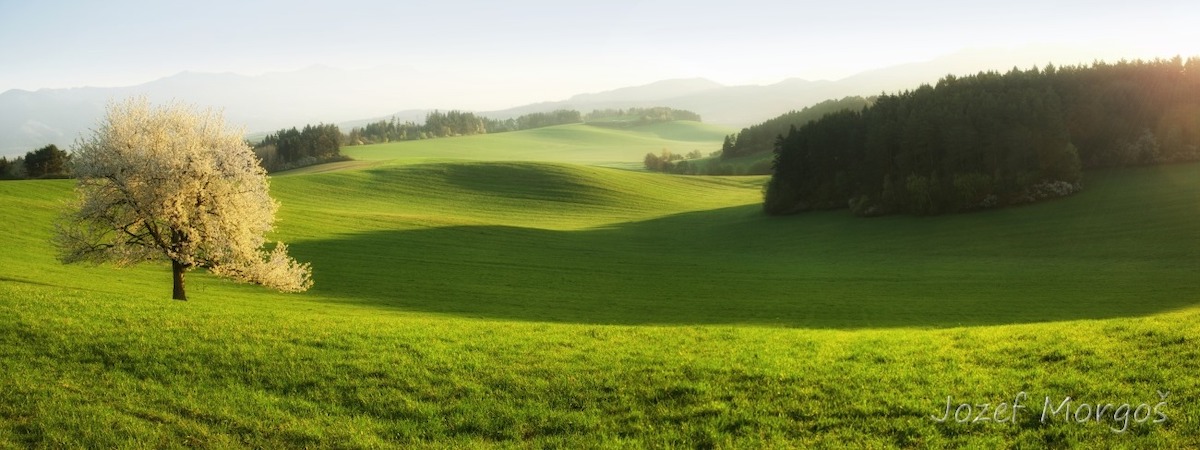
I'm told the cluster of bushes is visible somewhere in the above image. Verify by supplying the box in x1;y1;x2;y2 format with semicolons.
254;124;346;172
0;144;71;179
643;149;775;176
765;58;1200;216
665;160;756;176
643;149;705;172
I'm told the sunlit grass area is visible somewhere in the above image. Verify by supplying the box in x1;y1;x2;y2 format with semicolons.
1;124;1198;447
330;121;729;169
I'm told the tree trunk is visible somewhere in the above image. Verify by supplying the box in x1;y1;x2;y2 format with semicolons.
172;260;187;301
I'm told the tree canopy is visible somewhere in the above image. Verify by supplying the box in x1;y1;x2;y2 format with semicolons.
55;98;312;300
765;58;1200;216
484;110;583;134
721;97;871;160
345;110;490;145
24;144;70;178
0;144;70;179
0;157;20;179
254;123;344;172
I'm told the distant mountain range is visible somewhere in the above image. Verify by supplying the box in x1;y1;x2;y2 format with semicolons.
0;65;412;157
0;47;1144;157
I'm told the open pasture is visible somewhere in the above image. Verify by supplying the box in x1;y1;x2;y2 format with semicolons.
1;123;1198;447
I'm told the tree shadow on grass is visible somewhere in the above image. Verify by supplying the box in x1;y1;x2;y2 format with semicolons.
292;203;1200;329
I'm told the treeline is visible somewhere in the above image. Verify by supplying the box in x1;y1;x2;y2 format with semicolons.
3;131;343;178
486;110;582;133
346;107;702;145
721;97;871;159
585;107;702;127
345;110;487;145
345;117;423;144
346;110;583;145
254;123;346;172
0;144;71;179
765;57;1200;216
423;110;486;137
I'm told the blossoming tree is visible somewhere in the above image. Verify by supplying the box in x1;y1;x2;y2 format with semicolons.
55;98;312;300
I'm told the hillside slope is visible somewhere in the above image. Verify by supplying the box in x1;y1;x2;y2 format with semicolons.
4;160;1198;327
332;121;730;170
1;158;1198;446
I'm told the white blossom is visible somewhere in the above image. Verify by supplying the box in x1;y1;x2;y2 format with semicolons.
55;98;312;299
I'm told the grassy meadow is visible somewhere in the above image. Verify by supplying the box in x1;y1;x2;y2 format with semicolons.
1;122;1199;447
319;121;731;171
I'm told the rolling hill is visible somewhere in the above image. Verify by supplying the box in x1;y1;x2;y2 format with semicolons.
319;121;732;171
1;124;1198;446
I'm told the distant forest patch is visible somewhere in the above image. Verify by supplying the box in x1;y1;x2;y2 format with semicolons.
0;144;70;179
764;57;1200;216
254;124;348;173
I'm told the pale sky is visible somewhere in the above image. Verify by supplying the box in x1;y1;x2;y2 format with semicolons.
2;0;1199;110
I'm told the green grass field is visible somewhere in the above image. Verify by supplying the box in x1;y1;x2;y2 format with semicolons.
315;121;731;172
1;122;1198;447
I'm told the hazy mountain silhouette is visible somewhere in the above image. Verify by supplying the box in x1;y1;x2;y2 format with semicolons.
0;47;1143;157
0;65;415;156
477;47;1128;128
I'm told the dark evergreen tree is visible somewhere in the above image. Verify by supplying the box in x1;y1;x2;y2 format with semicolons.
0;157;12;179
765;59;1198;217
722;97;871;159
24;144;70;178
255;123;343;172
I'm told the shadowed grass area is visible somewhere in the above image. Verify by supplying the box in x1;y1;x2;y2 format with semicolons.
289;163;1200;327
295;218;1198;328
